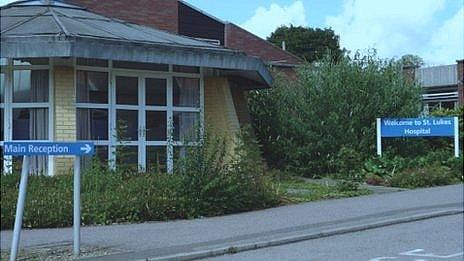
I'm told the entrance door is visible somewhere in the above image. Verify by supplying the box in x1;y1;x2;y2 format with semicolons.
112;74;169;172
144;77;168;172
113;74;142;170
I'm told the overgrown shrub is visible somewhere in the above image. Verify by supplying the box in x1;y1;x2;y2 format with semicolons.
175;129;279;216
362;150;463;187
332;147;364;181
335;180;359;192
0;130;280;230
249;52;422;176
388;164;460;188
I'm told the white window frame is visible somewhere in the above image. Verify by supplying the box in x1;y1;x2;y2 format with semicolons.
75;60;204;173
1;58;54;175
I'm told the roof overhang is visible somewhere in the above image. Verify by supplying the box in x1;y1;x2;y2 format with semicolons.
1;35;273;88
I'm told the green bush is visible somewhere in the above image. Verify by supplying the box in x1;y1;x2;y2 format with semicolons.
175;129;279;216
388;164;461;188
335;180;359;192
361;150;463;187
249;52;422;176
332;147;364;181
362;154;408;179
0;130;280;230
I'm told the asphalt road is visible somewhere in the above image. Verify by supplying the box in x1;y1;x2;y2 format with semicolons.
210;214;464;261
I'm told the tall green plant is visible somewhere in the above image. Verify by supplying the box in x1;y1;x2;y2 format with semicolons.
249;51;423;176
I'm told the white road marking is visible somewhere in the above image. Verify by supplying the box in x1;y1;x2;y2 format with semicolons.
399;249;464;259
369;257;397;261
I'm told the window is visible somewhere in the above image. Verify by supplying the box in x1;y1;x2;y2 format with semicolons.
76;71;108;104
0;73;4;103
146;78;166;106
173;112;199;142
116;76;138;105
2;58;51;174
13;70;49;103
173;77;200;107
76;68;110;169
173;65;200;74
113;61;168;72
76;58;108;67
76;60;202;173
77;109;108;140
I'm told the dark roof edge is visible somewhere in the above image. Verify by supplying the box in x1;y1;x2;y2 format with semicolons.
0;35;273;87
226;23;304;65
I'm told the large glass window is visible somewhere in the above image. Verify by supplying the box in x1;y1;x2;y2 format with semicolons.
13;70;49;103
146;111;166;141
75;60;203;173
12;108;49;140
173;112;199;142
116;110;139;141
146;78;166;106
76;68;110;169
173;77;200;107
116;76;138;105
77;109;108;140
2;58;51;175
0;73;4;103
76;71;108;104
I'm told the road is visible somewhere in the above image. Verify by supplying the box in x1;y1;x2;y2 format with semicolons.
209;214;464;261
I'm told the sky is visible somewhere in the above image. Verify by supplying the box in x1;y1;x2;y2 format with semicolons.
1;0;463;65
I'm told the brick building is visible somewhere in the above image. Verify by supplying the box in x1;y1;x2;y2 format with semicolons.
65;0;303;68
0;0;282;175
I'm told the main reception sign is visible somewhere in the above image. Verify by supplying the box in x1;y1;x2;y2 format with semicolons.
3;142;94;156
4;141;95;260
380;117;455;137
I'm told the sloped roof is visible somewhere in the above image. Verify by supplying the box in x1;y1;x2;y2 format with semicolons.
0;0;272;88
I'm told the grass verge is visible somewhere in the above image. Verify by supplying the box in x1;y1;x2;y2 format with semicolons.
276;177;372;204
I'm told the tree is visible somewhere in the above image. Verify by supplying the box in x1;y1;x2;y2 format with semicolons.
248;53;423;176
267;25;343;63
400;54;424;68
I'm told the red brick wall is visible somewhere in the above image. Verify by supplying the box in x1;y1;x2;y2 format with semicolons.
66;0;179;33
458;60;464;106
225;23;303;65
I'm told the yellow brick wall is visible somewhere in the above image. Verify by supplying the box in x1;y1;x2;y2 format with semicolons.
54;66;76;175
204;77;240;154
230;88;252;127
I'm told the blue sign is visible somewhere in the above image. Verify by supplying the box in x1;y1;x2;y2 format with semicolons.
2;142;95;156
380;117;455;137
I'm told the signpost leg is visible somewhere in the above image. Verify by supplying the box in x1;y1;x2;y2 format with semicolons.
10;156;30;261
73;156;81;257
454;117;459;158
376;118;382;156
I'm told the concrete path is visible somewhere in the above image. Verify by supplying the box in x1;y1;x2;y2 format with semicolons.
301;177;408;194
1;184;462;260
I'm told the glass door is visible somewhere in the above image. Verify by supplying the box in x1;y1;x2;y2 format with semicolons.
112;74;169;172
113;74;142;170
144;77;168;173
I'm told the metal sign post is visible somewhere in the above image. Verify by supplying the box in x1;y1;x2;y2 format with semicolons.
9;157;30;261
376;118;382;156
3;142;94;261
454;117;459;158
73;156;81;256
376;117;460;158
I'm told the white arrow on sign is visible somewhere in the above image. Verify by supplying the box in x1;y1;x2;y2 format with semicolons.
80;144;92;154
